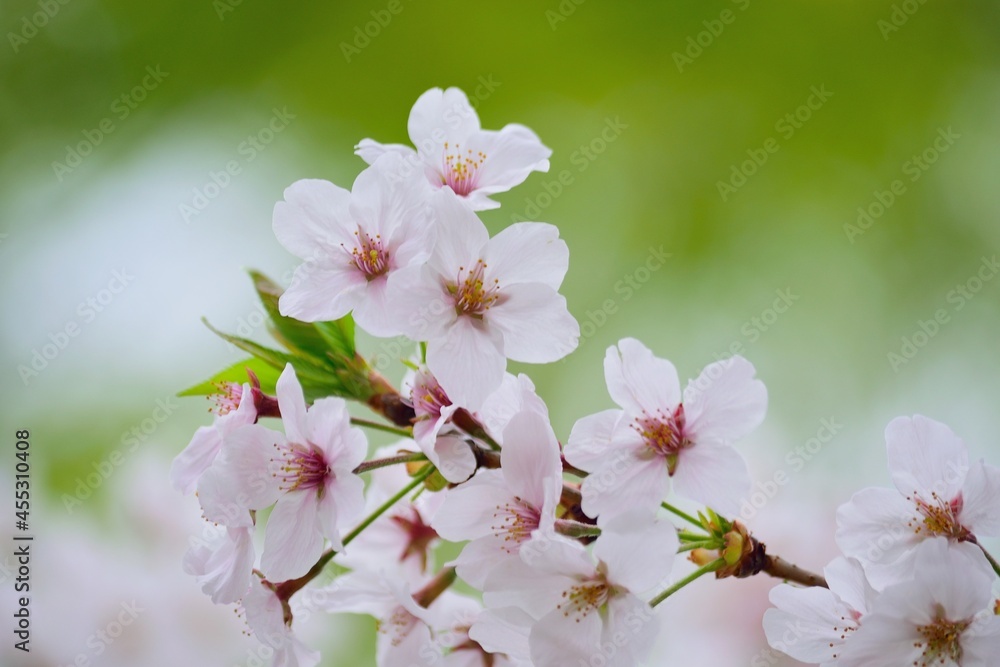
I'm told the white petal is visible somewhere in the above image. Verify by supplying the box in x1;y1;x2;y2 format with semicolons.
427;317;506;410
959;460;1000;536
885;415;969;501
564;409;624;472
171;426;223;494
602;593;659;667
198;424;282;523
823;556;876;616
432;471;510;542
261;491;325;582
487;282;579;363
183;525;254;604
469;607;533;659
386;264;455;342
352;276;405;338
962;615;1000;666
272;179;352;258
355;138;418;165
324;470;366;546
580;452;669;521
303;396;354;461
594;512;678;594
432;432;477;483
670;442;751;516
834;487;922;580
604;338;681;415
408;87;480;151
501;411;562;508
764;584;856;664
427;187;490;277
471;124;552;197
276;364;309;445
453;535;517;590
482;222;567;289
529;602;602;667
278;261;367;323
682;356;767;444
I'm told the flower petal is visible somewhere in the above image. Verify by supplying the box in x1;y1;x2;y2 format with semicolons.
471;124;552;197
276;364;309;445
261;490;325;582
273;179;353;258
885;415;969;501
682;355;767;444
960;460;1000;536
501;410;562;508
670;442;751;516
487;282;578;363
408;87;480;151
482;222;567;289
427;316;506;410
604;338;681;416
564;409;624;472
278;261;367;323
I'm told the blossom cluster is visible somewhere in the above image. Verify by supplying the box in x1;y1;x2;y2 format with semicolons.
173;87;1000;667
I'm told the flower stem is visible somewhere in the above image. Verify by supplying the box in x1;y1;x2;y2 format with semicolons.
762;555;828;588
978;544;1000;579
661;502;704;530
649;558;726;607
554;519;602;538
353;452;428;474
677;529;711;542
350;417;413;439
677;540;722;553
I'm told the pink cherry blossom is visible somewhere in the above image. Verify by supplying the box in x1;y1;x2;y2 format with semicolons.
274;152;433;337
390;189;578;409
183;524;255;605
564;338;767;519
170;381;256;495
405;366;476;483
836;415;1000;586
838;538;1000;667
478;512;677;667
199;364;367;582
242;577;320;667
763;557;877;666
356;87;551;211
433;410;563;589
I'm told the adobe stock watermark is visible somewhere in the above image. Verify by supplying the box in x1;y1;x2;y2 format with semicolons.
57;600;144;667
508;116;628;224
844;126;959;243
179;107;296;224
877;0;930;40
672;0;752;73
887;255;998;372
340;0;409;63
7;0;73;54
17;268;136;386
213;0;246;20
739;417;843;521
51;66;169;182
708;288;800;373
545;0;589;30
61;396;179;513
716;85;833;202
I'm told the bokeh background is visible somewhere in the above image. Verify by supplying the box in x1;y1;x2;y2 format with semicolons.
2;0;1000;664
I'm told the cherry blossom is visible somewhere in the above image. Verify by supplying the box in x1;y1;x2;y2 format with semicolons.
837;538;1000;667
433;410;563;589
390;189;578;408
763;557;877;666
274;152;433;337
478;512;677;667
356;87;551;211
405;366;477;483
170;381;256;495
242;577;320;667
198;364;367;582
183;524;255;605
564;338;767;519
836;415;1000;585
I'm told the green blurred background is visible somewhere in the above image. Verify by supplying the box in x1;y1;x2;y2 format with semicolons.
2;0;999;664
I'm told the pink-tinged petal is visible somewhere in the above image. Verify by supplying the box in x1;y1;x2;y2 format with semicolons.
302;396;353;461
199;425;283;523
670;442;750;516
564;409;624;472
909;537;992;620
311;571;396;616
482;557;577;619
529;602;602;667
278;261;367;323
471;124;552;196
885;415;969;501
171;426;223;494
432;471;510;542
322;470;366;547
276;364;309;445
377;610;442;667
469;607;533;659
351;276;403;338
427;317;506;410
355;138;418;166
273;179;353;258
962;615;1000;666
349;152;429;240
183;525;254;604
387;264;455;342
764;584;858;665
602;594;659;667
481;222;567;290
594;512;678;594
835;487;922;573
260;490;325;582
243;578;287;646
408;87;480;151
427;188;490;277
518;533;596;579
487;283;579;363
836;611;922;667
477;373;549;441
682;356;767;444
604;338;681;415
453;535;517;590
823;557;876;616
960;460;1000;536
273;636;321;667
431;432;477;483
501;411;561;508
580;453;669;521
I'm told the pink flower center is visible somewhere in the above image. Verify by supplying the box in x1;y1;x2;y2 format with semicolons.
906;491;971;541
272;443;331;494
915;608;970;666
492;496;541;553
345;229;390;280
389;507;439;572
633;404;691;474
450;260;501;317
208;381;243;416
378;606;418;647
412;372;451;420
556;577;612;623
440;142;486;197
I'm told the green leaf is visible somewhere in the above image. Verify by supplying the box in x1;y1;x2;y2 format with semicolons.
314;315;356;360
248;270;332;360
178;357;281;396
